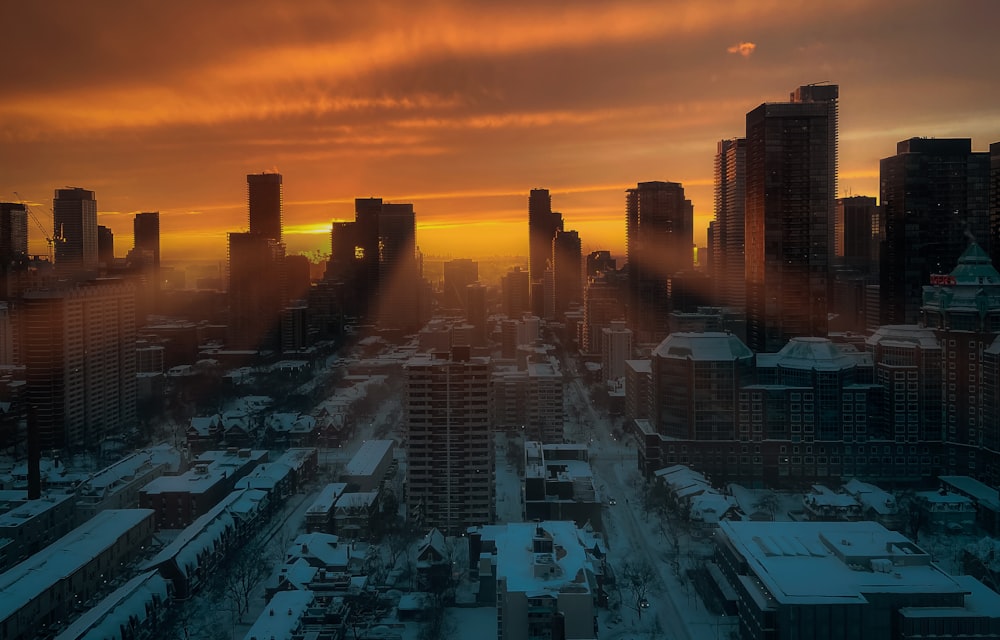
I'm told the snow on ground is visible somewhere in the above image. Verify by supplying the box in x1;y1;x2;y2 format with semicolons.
443;606;497;637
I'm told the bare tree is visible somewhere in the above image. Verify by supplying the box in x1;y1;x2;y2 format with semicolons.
753;491;780;521
220;541;274;622
620;560;657;619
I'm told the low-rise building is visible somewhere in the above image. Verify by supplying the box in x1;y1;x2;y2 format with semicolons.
0;509;156;640
54;570;172;640
342;439;394;492
523;442;601;530
714;520;1000;640
0;492;77;570
304;483;348;534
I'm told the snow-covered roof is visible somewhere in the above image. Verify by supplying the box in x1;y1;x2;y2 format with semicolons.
865;325;940;350
495;521;593;596
54;571;169;640
717;520;963;606
344;440;393;477
306;483;348;515
842;479;897;515
758;337;870;371
264;557;319;593
652;332;753;362
0;492;75;528
0;510;155;624
242;590;314;640
335;491;378;510
287;532;357;570
142;491;244;575
938;476;1000;511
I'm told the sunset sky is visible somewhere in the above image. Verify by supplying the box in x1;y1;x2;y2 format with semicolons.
2;1;998;263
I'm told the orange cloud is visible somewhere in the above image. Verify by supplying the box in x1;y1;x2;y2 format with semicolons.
727;41;757;57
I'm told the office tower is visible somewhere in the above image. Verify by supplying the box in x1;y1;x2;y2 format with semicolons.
228;232;284;350
247;172;282;243
745;84;838;353
582;273;623;354
133;212;160;268
0;203;28;262
920;242;1000;477
375;202;420;328
442;258;479;310
528;189;563;311
552;229;582;318
97;225;114;265
586;250;616;278
625;181;693;343
53;187;99;271
405;348;493;534
713;137;747;310
23;280;137;450
601;320;632;382
880;138;991;325
834;196;879;271
501;266;531;318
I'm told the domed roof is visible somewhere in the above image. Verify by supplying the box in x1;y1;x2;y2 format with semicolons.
652;332;753;361
769;337;867;371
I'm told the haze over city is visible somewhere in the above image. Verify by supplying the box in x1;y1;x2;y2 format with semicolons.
3;1;999;260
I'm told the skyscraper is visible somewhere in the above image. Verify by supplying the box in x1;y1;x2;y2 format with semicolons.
247;172;282;243
405;348;493;534
551;228;582;319
23;280;137;450
625;181;693;343
133;211;160;268
713;138;747;311
528;188;563;312
745;84;838;353
97;225;114;266
53;187;98;272
0;203;28;263
442;258;479;311
880;138;991;325
228;232;284;350
501;266;530;318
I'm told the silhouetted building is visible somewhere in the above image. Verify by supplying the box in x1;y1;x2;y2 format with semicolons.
713;137;747;311
443;258;478;311
284;254;311;303
552;229;582;319
247;172;282;243
465;282;487;346
586;250;616;278
835;196;878;271
626;181;693;343
582;273;623;354
23;279;137;450
501;267;531;319
745;84;838;353
0;203;28;263
53;187;98;273
880;138;991;325
405;348;493;534
97;225;114;266
991;142;1000;270
133;211;160;268
228;232;283;351
528;189;563;313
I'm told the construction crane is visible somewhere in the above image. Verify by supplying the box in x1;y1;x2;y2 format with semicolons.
13;192;63;262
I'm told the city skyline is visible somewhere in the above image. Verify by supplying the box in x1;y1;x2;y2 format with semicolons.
3;2;999;261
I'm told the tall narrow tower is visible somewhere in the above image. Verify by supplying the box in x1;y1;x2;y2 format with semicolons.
745;84;838;353
133;212;160;268
625;181;693;343
713;138;747;311
528;188;563;313
247;172;283;243
53;187;99;272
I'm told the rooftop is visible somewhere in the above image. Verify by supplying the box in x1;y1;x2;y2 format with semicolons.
652;332;753;362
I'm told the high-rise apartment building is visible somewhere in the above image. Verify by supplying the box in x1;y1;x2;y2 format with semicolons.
713;138;747;311
133;212;160;268
625;181;693;343
0;203;28;262
834;196;878;271
745;84;838;353
582;273;623;354
97;226;114;266
551;229;582;319
247;172;282;243
405;348;493;534
228;232;284;350
501;267;531;319
53;187;99;272
880;138;991;325
23;280;137;450
528;189;563;312
600;320;632;383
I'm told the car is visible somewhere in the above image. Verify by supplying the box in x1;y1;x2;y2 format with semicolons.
608;497;617;506
639;598;650;609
